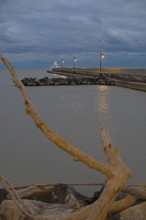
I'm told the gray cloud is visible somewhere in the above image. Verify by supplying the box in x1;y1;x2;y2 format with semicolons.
0;0;146;67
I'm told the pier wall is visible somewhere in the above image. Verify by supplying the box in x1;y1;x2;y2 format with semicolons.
51;67;146;92
52;68;146;75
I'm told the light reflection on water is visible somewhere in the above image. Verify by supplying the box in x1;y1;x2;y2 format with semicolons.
97;85;110;126
0;70;146;195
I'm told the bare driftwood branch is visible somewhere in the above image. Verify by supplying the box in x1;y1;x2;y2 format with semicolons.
57;128;133;220
0;55;111;176
0;56;133;220
87;128;132;220
110;195;137;212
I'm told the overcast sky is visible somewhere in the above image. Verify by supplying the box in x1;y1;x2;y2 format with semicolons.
0;0;146;68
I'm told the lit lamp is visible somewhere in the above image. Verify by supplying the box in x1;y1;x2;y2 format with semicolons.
73;56;77;70
61;57;65;68
100;51;104;74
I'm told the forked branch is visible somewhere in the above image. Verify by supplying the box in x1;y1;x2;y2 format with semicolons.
0;56;132;220
0;55;111;176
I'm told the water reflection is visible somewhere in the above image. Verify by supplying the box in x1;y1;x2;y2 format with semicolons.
98;85;109;114
0;82;146;193
97;85;111;128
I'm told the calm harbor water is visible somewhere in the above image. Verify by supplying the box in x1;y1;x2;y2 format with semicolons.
0;68;146;195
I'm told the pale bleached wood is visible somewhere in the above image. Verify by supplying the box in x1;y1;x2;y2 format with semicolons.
87;128;132;220
110;195;137;212
59;129;132;220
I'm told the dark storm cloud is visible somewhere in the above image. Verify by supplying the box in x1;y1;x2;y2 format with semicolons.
0;0;146;67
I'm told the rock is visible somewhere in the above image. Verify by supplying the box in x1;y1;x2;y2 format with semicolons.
29;184;91;207
21;76;114;86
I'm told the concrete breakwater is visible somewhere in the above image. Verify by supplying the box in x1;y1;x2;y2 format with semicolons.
48;68;146;91
114;80;146;92
21;68;146;91
51;67;146;76
51;68;146;83
21;76;115;86
110;73;146;92
110;73;146;83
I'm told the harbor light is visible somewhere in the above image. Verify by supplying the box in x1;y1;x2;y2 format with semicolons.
100;51;104;74
61;57;65;68
73;56;77;70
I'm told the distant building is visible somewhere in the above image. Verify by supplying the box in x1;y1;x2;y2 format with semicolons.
49;58;59;72
52;58;59;68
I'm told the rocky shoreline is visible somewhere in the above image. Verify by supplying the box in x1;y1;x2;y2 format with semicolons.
21;76;115;86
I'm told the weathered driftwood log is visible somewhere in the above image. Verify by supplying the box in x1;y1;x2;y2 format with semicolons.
60;129;133;220
0;55;138;220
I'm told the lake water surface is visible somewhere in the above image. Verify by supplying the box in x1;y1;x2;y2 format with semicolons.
0;68;146;195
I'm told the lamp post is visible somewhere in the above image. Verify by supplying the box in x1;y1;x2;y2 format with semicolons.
61;57;65;68
73;56;77;70
99;51;104;74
